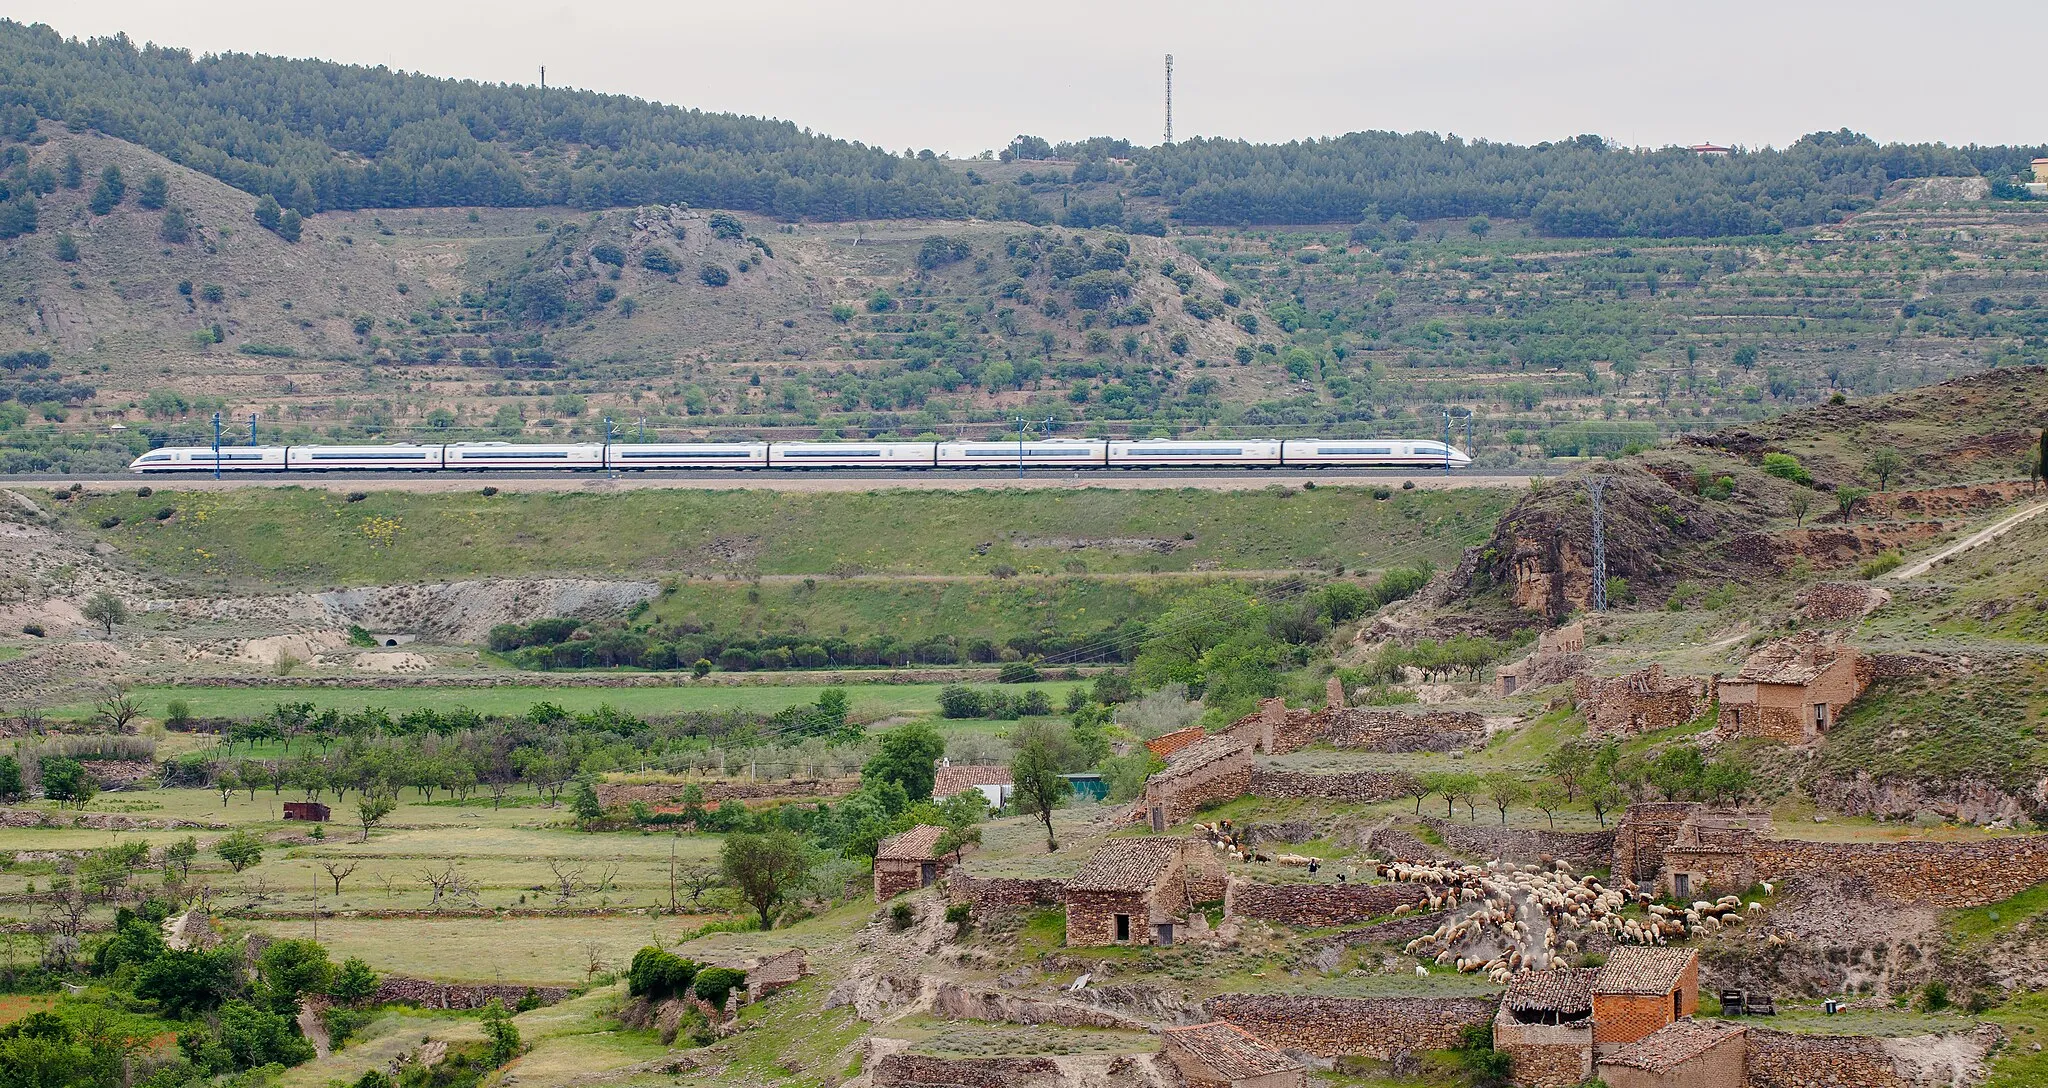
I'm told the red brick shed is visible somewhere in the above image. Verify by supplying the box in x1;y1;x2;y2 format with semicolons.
282;802;330;822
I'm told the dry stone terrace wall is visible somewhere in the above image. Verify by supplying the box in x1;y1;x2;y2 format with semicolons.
1202;995;1496;1058
1419;819;1616;870
375;976;574;1009
596;777;859;808
1743;1029;1909;1088
1249;767;1418;804
870;1054;1064;1088
1225;880;1430;926
1747;835;2048;909
943;874;1068;918
1318;709;1487;753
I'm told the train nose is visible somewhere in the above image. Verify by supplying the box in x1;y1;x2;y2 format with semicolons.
1453;450;1473;467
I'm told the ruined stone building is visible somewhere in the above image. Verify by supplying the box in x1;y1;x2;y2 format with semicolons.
1063;836;1224;947
1716;633;1872;743
1145;725;1210;760
1592;947;1700;1053
1221;697;1486;757
1496;622;1586;696
873;825;955;900
1134;736;1251;829
1573;665;1713;738
1492;968;1598;1087
1158;1021;1306;1088
1594;1018;1746;1088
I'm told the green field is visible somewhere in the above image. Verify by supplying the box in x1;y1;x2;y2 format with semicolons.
65;680;1084;722
58;485;1504;588
638;572;1280;643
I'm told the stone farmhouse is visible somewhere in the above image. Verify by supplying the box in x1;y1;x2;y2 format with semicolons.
1158;1021;1306;1088
1063;836;1224;947
1492;968;1599;1086
873;824;957;900
1716;633;1872;743
932;761;1012;809
1135;736;1252;830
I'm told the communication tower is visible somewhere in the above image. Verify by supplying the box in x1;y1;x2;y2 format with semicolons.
1163;55;1173;145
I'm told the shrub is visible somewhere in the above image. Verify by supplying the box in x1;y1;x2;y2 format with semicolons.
154;507;175;520
480;486;499;496
99;515;121;529
1920;981;1950;1011
1860;551;1903;579
345;491;368;503
641;249;678;274
1760;452;1813;485
938;685;985;719
135;486;152;497
997;661;1040;684
889;901;914;929
22;624;43;637
691;967;746;1011
626;946;699;1001
698;264;730;287
945;903;972;927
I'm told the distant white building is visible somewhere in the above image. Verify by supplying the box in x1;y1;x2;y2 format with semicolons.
933;760;1012;809
1688;143;1733;157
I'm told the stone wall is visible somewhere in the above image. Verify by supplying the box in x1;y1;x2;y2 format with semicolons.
1799;582;1889;622
1223;880;1429;927
1249;767;1418;804
1574;666;1713;738
375;976;574;1009
1491;1007;1593;1088
1743;1029;1908;1088
1201;995;1496;1059
1745;835;2048;909
870;1053;1163;1088
1318;709;1487;753
1418;819;1617;870
597;777;859;809
942;874;1067;918
1612;803;1701;885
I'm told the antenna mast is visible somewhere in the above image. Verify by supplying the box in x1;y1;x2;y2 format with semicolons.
539;65;546;91
1163;54;1173;145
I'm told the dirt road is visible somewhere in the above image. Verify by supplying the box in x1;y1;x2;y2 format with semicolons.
1889;501;2047;580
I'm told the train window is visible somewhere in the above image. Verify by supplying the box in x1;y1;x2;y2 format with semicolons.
1133;448;1244;456
308;452;429;460
962;448;1092;457
458;450;571;458
616;449;754;458
1314;446;1394;456
783;449;884;457
139;453;173;462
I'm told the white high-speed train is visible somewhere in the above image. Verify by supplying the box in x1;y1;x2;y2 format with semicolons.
130;438;1472;473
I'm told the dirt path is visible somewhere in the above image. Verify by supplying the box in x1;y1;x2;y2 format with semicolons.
1888;501;2048;580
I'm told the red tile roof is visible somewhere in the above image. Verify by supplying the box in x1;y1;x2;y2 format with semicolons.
1149;736;1248;783
1066;837;1185;893
1146;726;1209;760
1161;1021;1302;1080
875;824;946;861
933;764;1011;797
1599;1018;1744;1073
1593;946;1698;996
1503;968;1597;1015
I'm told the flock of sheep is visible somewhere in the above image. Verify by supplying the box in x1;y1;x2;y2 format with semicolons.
1382;859;1760;984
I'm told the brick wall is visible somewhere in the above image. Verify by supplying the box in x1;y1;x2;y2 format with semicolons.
1743;1029;1909;1088
1249;767;1418;804
1592;958;1696;1046
942;874;1067;918
1201;995;1495;1058
1574;666;1712;738
1318;709;1487;753
1224;880;1430;926
1418;819;1616;870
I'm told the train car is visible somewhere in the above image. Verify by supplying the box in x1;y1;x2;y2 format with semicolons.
1106;438;1284;468
604;443;770;470
285;444;445;471
767;442;937;469
442;443;604;470
934;438;1107;469
129;446;289;472
1280;439;1472;468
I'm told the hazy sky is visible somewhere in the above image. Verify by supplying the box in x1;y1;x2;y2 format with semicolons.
15;1;2047;154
